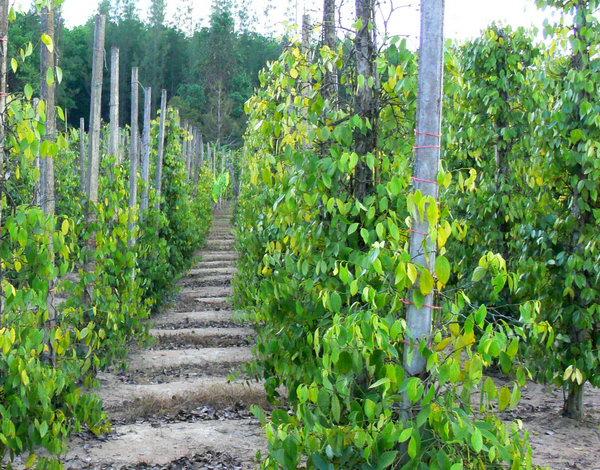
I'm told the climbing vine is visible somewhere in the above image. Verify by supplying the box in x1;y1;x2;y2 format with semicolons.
235;34;540;468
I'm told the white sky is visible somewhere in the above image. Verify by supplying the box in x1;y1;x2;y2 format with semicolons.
12;0;552;44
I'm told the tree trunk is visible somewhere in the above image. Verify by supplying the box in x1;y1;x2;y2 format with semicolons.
353;0;376;199
140;85;151;213
129;67;139;246
155;89;167;209
84;14;105;312
79;117;86;192
86;15;106;204
40;4;57;363
564;382;584;420
403;0;445;378
0;0;9;321
185;126;192;180
302;13;310;54
109;46;120;160
322;0;337;101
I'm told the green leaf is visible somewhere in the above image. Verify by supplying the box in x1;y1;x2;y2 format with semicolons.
398;427;412;443
369;377;390;389
420;269;434;295
407;435;417;458
472;266;486;282
435;256;451;285
24;83;33;100
329;291;342;313
377;450;398;469
364;399;376;419
41;33;54;53
471;428;483;453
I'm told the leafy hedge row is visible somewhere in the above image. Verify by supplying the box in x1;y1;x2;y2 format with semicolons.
234;37;538;469
0;94;213;466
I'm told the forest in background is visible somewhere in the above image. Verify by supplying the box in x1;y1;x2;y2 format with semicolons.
8;0;282;146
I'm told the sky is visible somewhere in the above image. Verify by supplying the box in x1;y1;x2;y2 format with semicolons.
12;0;552;43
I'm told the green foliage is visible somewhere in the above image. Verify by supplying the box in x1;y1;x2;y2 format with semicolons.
516;1;600;412
7;2;281;146
0;25;214;465
235;36;538;468
137;110;213;309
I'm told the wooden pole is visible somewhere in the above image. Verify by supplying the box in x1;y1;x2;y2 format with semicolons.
83;14;105;313
40;4;57;362
403;0;445;377
86;14;106;204
155;89;167;209
322;0;337;100
79;117;86;192
185;126;192;180
0;0;9;319
109;46;120;160
140;85;151;213
129;67;139;245
353;0;376;200
40;6;56;217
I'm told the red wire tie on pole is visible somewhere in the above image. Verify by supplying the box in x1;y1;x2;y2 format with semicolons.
408;228;428;237
415;129;441;138
411;176;438;185
0;36;7;43
401;298;442;310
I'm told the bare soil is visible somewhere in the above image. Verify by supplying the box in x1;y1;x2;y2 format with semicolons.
503;381;600;469
61;205;266;469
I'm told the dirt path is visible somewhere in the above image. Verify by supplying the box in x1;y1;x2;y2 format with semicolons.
63;205;267;469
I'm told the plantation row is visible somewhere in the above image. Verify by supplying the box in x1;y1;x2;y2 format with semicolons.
234;0;598;468
0;5;231;467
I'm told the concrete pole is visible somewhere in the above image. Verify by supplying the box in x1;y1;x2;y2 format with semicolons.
129;67;139;246
140;86;151;213
155;89;167;209
79;117;86;192
109;47;120;160
403;0;445;376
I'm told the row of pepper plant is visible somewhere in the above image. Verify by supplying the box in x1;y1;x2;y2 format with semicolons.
234;0;598;468
0;7;215;467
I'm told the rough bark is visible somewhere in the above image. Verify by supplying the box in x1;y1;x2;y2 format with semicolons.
0;0;9;320
155;89;167;209
86;15;106;204
129;67;139;246
109;47;120;160
40;4;57;362
79;117;86;192
564;1;590;420
302;13;310;54
353;0;376;199
83;14;105;313
140;86;151;213
403;0;445;377
322;0;337;100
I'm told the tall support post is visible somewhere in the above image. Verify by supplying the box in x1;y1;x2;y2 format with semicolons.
86;14;106;205
140;86;151;213
40;4;57;362
301;13;310;54
155;89;167;209
129;67;139;245
83;14;106;312
0;0;9;320
353;0;376;200
79;118;86;192
322;0;337;100
403;0;445;377
185;127;192;180
40;5;56;217
109;47;120;160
